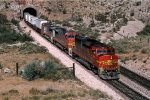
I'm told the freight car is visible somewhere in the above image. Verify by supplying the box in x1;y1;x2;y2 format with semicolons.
24;13;120;80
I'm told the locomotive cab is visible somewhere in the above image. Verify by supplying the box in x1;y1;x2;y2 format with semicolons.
91;47;120;80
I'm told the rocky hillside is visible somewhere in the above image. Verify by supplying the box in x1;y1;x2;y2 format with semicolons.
0;0;149;40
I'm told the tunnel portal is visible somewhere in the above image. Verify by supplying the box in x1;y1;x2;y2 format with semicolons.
23;7;37;17
21;5;38;18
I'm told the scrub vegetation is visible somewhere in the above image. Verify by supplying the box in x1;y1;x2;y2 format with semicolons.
109;25;150;54
0;13;33;44
21;60;74;81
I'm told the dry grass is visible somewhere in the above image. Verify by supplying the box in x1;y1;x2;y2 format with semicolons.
0;44;110;100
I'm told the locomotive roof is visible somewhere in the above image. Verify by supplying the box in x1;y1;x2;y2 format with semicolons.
76;36;111;48
50;26;67;34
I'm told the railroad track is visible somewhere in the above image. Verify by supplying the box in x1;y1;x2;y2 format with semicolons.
23;22;149;100
42;34;150;100
120;66;150;90
107;80;149;100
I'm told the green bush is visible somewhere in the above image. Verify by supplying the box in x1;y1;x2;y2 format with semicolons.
43;60;74;80
62;20;72;27
137;25;150;35
141;48;150;54
62;9;67;14
11;18;19;26
53;20;62;24
0;29;32;43
30;96;40;100
19;42;47;54
21;60;74;81
0;63;3;69
0;13;8;24
89;90;106;99
95;13;108;23
0;13;33;44
40;15;48;20
4;97;9;100
22;61;38;81
8;89;19;95
109;39;129;54
29;88;40;95
61;92;77;99
74;25;99;39
71;14;83;22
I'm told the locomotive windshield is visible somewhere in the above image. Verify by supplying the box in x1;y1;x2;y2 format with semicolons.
107;49;115;54
97;50;106;56
97;49;115;56
68;35;75;38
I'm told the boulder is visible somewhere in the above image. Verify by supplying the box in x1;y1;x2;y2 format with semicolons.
3;68;11;74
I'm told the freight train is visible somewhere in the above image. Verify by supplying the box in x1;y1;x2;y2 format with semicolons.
24;13;120;79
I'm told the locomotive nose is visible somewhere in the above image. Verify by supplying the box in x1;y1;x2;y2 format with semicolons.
99;55;119;70
98;55;120;79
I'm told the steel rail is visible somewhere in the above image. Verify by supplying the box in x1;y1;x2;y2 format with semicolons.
120;66;150;90
107;80;149;100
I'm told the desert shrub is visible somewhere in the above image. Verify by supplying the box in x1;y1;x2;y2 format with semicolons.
109;40;129;54
62;8;67;14
89;20;96;27
62;20;72;27
19;42;47;54
71;14;83;22
21;60;74;81
0;13;33;44
53;20;62;24
40;15;48;20
110;12;127;25
0;13;8;24
41;87;58;95
135;1;141;6
0;28;32;43
11;18;19;26
95;13;108;23
133;45;141;52
29;88;40;95
4;97;9;100
45;7;52;14
89;90;107;98
44;60;74;80
8;89;19;95
123;17;128;25
130;11;134;16
0;63;3;69
0;29;18;43
74;25;99;39
30;96;40;100
120;57;129;62
45;87;57;93
61;92;77;99
137;25;150;35
22;61;38;81
141;48;150;54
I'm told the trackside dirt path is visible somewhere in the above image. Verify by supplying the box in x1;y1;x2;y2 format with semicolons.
19;21;124;100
